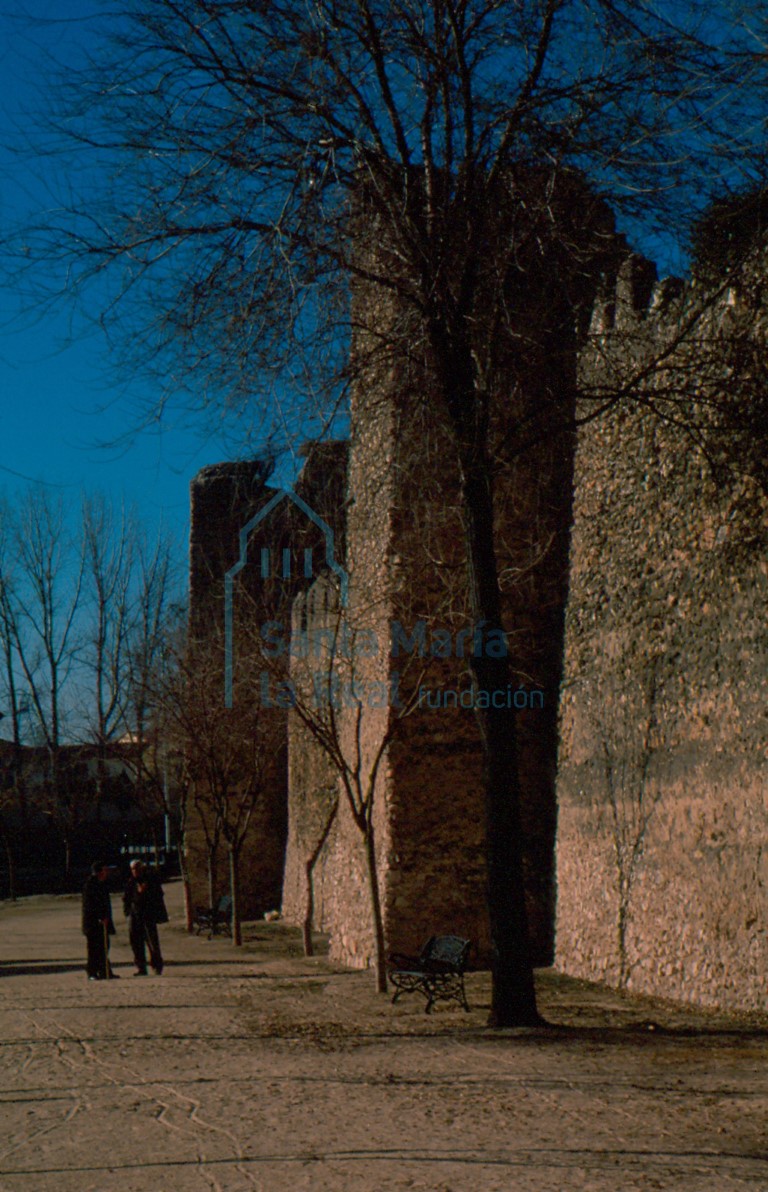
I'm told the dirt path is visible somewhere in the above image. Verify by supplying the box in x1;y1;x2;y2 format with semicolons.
0;882;766;1191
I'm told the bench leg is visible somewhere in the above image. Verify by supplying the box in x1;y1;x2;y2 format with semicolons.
390;970;469;1013
426;974;470;1013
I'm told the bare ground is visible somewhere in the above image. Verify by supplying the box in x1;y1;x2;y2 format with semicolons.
0;880;766;1192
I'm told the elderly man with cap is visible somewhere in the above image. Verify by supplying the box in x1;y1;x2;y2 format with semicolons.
123;858;168;976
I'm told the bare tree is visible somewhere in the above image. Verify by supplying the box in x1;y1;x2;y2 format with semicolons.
19;0;768;1023
81;495;135;810
119;533;180;827
164;635;283;947
287;636;396;990
0;785;20;900
0;512;33;891
0;489;188;892
110;531;193;921
0;557;28;898
259;576;430;991
5;490;86;881
300;793;338;959
597;668;665;989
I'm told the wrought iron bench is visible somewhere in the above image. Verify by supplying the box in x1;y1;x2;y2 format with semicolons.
194;894;233;938
388;934;472;1013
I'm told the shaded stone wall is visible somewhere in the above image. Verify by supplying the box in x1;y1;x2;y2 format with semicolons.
556;260;768;1010
378;381;574;965
282;269;400;969
281;579;344;940
279;183;591;969
186;448;347;919
186;462;282;916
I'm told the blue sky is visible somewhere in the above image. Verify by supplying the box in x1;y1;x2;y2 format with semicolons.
0;1;239;555
0;0;751;551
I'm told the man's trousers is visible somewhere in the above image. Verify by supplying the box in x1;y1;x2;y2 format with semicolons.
129;914;163;974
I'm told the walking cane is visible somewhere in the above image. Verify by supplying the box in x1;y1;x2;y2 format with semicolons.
103;921;111;980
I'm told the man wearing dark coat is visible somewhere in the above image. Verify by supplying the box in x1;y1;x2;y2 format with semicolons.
82;861;116;980
123;859;167;976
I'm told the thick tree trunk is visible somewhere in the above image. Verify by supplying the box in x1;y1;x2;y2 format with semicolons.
459;446;541;1027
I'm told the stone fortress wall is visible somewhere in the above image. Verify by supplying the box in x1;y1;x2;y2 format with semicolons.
556;255;768;1010
188;225;768;1012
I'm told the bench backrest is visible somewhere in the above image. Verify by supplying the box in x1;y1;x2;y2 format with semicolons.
421;934;471;970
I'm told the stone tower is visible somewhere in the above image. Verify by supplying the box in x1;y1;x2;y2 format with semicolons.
278;177;606;967
186;446;347;917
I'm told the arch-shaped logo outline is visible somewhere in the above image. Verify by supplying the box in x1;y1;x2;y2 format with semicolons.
224;487;348;707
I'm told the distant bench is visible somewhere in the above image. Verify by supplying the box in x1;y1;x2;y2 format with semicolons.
388;935;471;1013
193;895;233;938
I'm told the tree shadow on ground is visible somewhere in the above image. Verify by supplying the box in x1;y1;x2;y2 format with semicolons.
484;1020;768;1043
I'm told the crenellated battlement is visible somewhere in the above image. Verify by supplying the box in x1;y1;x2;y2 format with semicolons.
557;242;768;1011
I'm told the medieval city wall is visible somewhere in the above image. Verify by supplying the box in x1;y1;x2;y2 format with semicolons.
279;185;584;969
556;260;768;1011
190;213;768;1011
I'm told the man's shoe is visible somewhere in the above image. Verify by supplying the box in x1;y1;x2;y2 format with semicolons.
133;969;148;976
151;967;163;975
88;975;101;981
